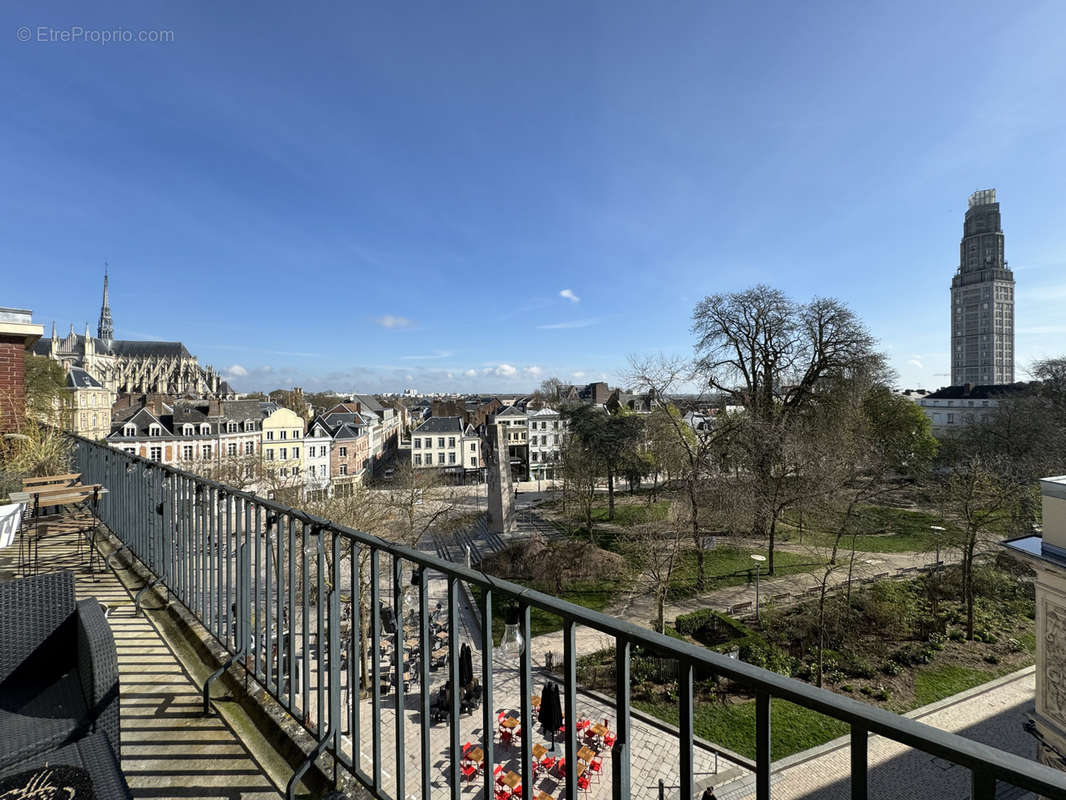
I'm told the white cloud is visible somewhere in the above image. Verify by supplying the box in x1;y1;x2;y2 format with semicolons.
559;288;580;303
537;318;599;330
401;351;453;360
375;314;414;329
495;364;518;377
907;359;923;369
572;371;586;378
524;365;544;377
226;364;248;377
464;369;478;377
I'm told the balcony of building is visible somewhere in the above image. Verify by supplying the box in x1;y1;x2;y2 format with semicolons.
2;435;1065;800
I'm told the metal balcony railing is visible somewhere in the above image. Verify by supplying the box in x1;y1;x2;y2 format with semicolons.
69;434;1066;800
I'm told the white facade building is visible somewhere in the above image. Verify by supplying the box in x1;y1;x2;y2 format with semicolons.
303;419;333;499
526;407;567;482
411;416;481;477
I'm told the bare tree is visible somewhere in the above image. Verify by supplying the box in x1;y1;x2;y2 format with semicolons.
622;508;686;632
691;285;879;574
938;457;1019;640
626;353;735;590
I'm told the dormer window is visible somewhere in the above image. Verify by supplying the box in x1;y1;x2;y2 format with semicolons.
227;422;237;433
183;424;194;435
148;425;161;437
200;424;211;435
244;420;255;431
123;425;135;437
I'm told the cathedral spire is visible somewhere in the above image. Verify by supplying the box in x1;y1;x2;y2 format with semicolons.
97;263;114;342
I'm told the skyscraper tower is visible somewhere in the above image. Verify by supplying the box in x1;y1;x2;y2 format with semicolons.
97;265;114;343
950;189;1015;385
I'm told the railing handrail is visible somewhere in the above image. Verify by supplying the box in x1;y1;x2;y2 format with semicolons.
68;432;1066;799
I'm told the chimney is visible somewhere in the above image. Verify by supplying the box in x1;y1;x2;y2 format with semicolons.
208;397;222;417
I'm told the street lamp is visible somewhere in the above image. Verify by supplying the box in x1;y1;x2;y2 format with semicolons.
750;554;766;621
930;525;945;568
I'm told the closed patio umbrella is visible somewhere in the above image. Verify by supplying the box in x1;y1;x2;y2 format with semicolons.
543;682;563;751
459;643;474;688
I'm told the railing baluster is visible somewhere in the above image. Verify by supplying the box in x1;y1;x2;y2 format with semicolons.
316;520;326;737
419;566;432;800
392;556;405;800
613;638;631;800
851;724;868;800
448;575;461;800
756;689;771;800
370;547;382;795
564;618;577;800
972;766;996;800
481;587;495;800
302;519;312;724
679;658;694;800
265;508;273;690
287;516;296;712
350;540;362;777
519;602;532;800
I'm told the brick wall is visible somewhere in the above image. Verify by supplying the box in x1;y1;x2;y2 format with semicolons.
0;336;27;433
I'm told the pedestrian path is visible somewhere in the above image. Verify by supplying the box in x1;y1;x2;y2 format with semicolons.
715;667;1037;800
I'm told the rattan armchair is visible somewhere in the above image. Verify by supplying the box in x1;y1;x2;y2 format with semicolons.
0;571;119;772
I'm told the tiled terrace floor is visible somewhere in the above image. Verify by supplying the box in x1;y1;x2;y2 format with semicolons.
2;516;283;800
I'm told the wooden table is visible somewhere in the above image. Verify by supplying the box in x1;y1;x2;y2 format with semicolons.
531;695;541;709
500;770;521;790
577;745;595;763
588;723;607;738
500;716;519;730
466;746;483;765
22;472;81;489
532;743;547;760
536;792;554;800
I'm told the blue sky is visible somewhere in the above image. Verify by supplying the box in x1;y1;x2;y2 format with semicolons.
5;1;1066;394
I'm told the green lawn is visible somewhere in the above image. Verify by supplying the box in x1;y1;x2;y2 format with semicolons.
635;660;1019;760
472;579;624;643
588;500;670;526
667;547;821;600
912;663;1013;706
633;696;848;761
777;505;952;553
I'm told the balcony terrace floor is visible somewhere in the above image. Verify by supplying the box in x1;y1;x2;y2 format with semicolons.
1;515;284;800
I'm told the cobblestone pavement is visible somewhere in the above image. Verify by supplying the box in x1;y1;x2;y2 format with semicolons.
339;571;746;799
715;668;1038;800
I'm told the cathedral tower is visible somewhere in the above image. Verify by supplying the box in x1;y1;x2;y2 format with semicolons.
97;265;114;343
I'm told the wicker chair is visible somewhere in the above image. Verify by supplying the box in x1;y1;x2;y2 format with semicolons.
0;571;119;773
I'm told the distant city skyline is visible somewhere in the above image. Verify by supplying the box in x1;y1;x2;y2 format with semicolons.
6;2;1066;394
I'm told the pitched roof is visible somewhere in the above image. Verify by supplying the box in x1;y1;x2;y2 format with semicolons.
495;405;526;418
414;416;465;434
221;399;266;421
924;383;1033;400
66;366;103;390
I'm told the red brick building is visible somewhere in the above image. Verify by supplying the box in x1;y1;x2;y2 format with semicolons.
0;308;44;433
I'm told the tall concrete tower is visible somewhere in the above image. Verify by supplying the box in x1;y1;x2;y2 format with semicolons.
97;265;115;344
950;189;1015;385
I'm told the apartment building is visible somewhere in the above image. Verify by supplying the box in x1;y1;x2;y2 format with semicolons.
411;416;481;477
65;366;116;440
261;405;306;486
526;406;567;482
304;418;333;499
